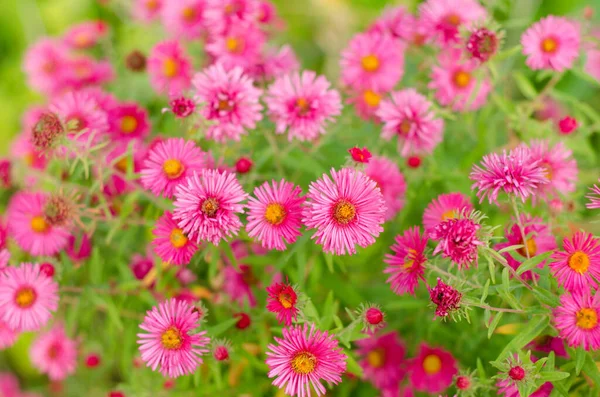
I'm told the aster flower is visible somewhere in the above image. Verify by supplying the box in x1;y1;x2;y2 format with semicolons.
553;291;600;351
141;138;211;199
419;0;487;46
133;0;163;22
496;379;553;397
193;63;263;142
23;38;70;95
138;298;210;378
103;140;147;196
152;211;199;266
423;192;473;233
470;146;548;204
266;281;299;326
549;232;600;293
222;264;258;308
347;89;383;121
521;16;580;72
31;112;65;151
340;32;405;92
428;278;463;318
107;102;151;142
204;0;260;34
249;45;300;83
527;335;568;358
348;147;372;163
167;96;196;118
303;168;386;255
148;40;192;96
246;180;304;251
430;215;482;269
357;332;406;391
30;325;77;381
161;0;208;39
367;6;414;41
586;180;600;209
408;344;457;394
0;320;18;349
429;48;492;112
384;227;428;295
0;263;59;331
63;20;108;49
60;56;115;91
266;323;346;397
265;71;342;142
173;169;248;245
527;140;577;200
377;89;444;157
205;22;266;71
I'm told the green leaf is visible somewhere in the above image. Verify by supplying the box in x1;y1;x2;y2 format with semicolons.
531;286;560;307
575;347;586;376
480;279;490;304
90;295;124;331
488;312;503;339
498;244;524;254
513;71;537;99
496;316;549;361
516;252;552;275
206;317;238;337
582;353;600;386
344;351;363;378
324;253;334;273
501;267;510;293
538;371;570;382
487;256;496;284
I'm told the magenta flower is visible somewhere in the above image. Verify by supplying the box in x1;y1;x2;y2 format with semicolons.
367;6;414;41
147;40;192;96
204;0;260;34
357;332;406;391
428;278;463;318
408;344;458;394
265;71;341;142
0;263;59;331
266;323;346;397
430;217;482;269
347;89;383;121
423;192;472;233
586;179;600;209
205;22;266;71
62;20;108;50
466;27;500;62
23;38;70;95
384;226;428;295
222;264;258;308
348;147;372;163
266;281;299;326
527;140;577;200
549;232;600;293
193;63;263;142
107;102;151;142
0;320;18;349
173;170;248;245
249;45;300;82
161;0;208;40
152;211;198;265
521;16;580;72
419;0;487;46
554;291;600;351
246;179;305;251
303;168;386;255
30;324;77;381
377;89;444;157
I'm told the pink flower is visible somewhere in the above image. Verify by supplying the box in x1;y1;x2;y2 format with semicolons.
193;63;263;142
429;49;492;112
497;379;554;397
384;227;428;295
367;6;414;41
266;323;346;397
430;217;482;269
107;102;151;142
549;232;600;293
138;299;210;378
470;146;548;204
340;32;405;92
266;282;299;326
130;252;154;281
359;304;386;334
66;234;92;262
347;89;383;121
558;116;577;134
265;71;341;142
30;325;77;381
428;278;463;318
586;180;600;209
204;0;260;34
357;332;406;391
495;214;556;280
348;147;372;163
11;133;48;174
7;192;70;257
378;89;444;157
133;0;163;22
408;344;457;394
423;193;472;233
205;22;265;71
521;16;580;72
585;50;600;82
60;56;115;91
246;180;304;251
0;263;59;331
466;27;500;62
152;211;198;265
249;45;300;82
141;138;211;199
553;291;600;351
419;0;487;46
63;20;108;49
103;140;147;196
161;0;208;39
303;168;386;255
0;320;18;349
527;335;568;358
23;39;70;95
527;140;577;199
222;264;258;308
168;96;196;118
173;170;248;245
148;40;192;96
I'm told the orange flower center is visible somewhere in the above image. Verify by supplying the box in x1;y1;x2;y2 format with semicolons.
31;215;49;233
361;55;380;72
264;203;286;225
169;228;188;248
291;351;317;374
163;159;184;179
423;354;442;375
163;58;178;78
74;32;91;47
277;292;293;309
333;200;356;225
115;157;129;173
201;198;219;217
542;164;553;181
453;70;471;88
120;115;138;134
15;287;37;308
367;348;386;368
576;308;598;330
517;238;537;257
296;97;311;115
363;90;381;107
226;37;243;53
541;37;558;53
182;7;196;22
146;0;159;11
445;13;461;26
441;209;457;221
161;326;183;350
398;119;412;135
403;248;418;269
568;251;590;274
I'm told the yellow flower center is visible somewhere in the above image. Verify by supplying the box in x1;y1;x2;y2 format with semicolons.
453;70;471;88
423;354;442;375
441;209;457;221
162;159;184;179
120;115;138;134
169;228;188;248
291;352;317;374
366;348;386;368
15;287;37;308
277;293;293;309
576;308;598;330
163;58;178;78
361;55;380;72
226;37;243;53
218;98;233;112
363;90;381;107
296;97;311;115
568;251;590;274
264;203;286;225
542;164;553;181
541;37;558;53
74;32;91;47
333;200;356;225
182;6;196;22
161;326;183;350
146;0;159;11
115;157;129;173
445;13;461;26
31;216;49;233
517;238;537;258
201;198;219;217
398;119;412;135
403;248;418;269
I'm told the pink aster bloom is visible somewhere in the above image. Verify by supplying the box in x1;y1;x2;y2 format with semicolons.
66;233;92;263
527;140;577;200
303;168;386;255
60;56;115;91
495;214;556;280
133;0;163;22
497;379;553;397
148;40;192;96
554;291;600;351
527;335;568;359
423;193;472;233
470;146;548;204
246;180;304;251
138;298;210;378
549;231;600;293
141;138;210;199
266;281;299;326
63;20;108;49
377;89;444;157
521;16;580;72
11;133;48;173
0;263;59;332
107;102;151;142
384;227;428;295
429;48;492;112
408;344;457;394
249;45;300;83
152;211;199;265
367;6;414;41
585;49;600;82
357;332;406;391
23;38;70;95
204;0;260;34
30;325;77;381
265;71;342;142
222;264;258;308
0;320;18;349
173;169;248;245
205;22;265;71
586;180;600;209
193;63;263;142
340;32;405;92
419;0;487;46
7;192;70;257
430;217;482;269
347;89;384;121
161;0;208;39
266;323;346;397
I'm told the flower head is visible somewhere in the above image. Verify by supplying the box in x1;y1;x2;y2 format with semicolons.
586;179;600;209
222;264;258;308
365;156;406;221
63;20;108;49
408;344;458;393
30;324;77;381
428;278;463;318
558;116;577;134
107;102;151;142
521;16;580;72
205;22;266;71
348;147;372;163
148;40;192;96
23;38;70;95
356;303;386;334
161;0;208;39
0;320;18;349
357;332;406;391
419;0;487;46
367;6;414;41
384;227;428;295
266;281;299;326
466;27;500;62
152;211;198;265
527;140;577;200
168;96;196;118
430;216;482;269
132;0;163;22
31;112;64;151
549;232;600;293
553;291;600;351
423;192;473;233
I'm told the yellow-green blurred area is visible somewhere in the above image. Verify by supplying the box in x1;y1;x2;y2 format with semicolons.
0;0;596;154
